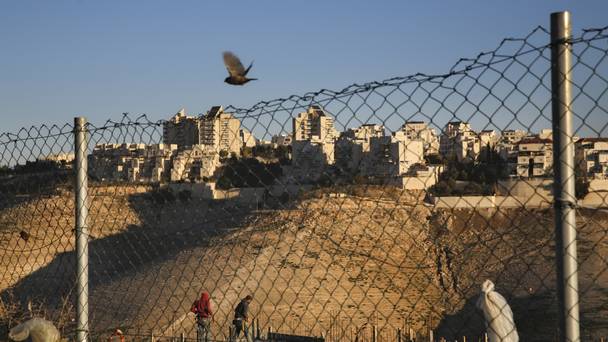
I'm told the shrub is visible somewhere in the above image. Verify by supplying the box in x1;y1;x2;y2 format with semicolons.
216;158;282;189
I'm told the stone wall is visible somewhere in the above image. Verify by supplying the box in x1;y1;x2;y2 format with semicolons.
429;195;549;208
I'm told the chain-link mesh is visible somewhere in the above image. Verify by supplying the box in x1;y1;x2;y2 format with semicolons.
1;23;608;342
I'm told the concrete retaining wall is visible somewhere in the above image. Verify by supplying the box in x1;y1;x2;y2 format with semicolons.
496;179;553;207
401;176;437;190
582;192;608;207
429;195;551;209
589;179;608;192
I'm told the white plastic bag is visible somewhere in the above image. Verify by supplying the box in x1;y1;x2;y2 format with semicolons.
8;317;61;342
476;279;519;342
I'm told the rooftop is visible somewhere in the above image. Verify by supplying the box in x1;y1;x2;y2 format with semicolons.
517;137;552;145
577;137;608;144
204;105;223;118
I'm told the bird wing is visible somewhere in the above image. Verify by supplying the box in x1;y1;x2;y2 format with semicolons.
223;51;246;77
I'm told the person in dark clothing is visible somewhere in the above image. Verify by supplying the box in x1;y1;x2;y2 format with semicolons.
232;295;253;341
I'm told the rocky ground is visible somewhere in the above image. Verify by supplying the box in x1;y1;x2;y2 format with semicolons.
1;185;607;341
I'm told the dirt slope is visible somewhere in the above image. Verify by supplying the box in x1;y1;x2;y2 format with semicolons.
2;186;607;341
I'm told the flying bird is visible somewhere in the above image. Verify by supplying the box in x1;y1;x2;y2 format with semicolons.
476;279;519;342
222;51;257;85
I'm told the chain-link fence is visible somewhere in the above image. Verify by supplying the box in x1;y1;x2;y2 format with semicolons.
1;12;608;342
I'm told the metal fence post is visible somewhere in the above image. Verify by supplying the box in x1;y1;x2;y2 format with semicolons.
74;117;90;342
550;11;580;342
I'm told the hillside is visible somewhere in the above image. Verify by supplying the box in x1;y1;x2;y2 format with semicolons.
1;185;607;341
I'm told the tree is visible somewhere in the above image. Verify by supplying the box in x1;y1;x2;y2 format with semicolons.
276;145;291;164
425;154;444;165
575;179;590;199
575;164;590;199
252;145;274;159
216;158;282;189
430;148;509;196
242;146;253;158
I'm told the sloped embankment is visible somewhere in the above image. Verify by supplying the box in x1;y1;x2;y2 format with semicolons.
2;186;607;341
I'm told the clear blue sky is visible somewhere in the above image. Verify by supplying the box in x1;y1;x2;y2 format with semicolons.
1;0;607;135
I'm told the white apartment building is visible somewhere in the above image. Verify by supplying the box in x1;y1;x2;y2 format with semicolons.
364;131;424;178
576;138;608;180
400;121;439;155
271;134;293;146
497;129;529;168
336;124;386;173
455;133;481;162
293;105;338;142
163;109;201;148
439;121;480;161
479;130;499;148
478;129;500;158
292;106;339;174
538;129;553;140
199;106;241;156
40;152;75;169
501;129;528;144
89;143;178;182
240;128;258;148
163;106;242;156
514;137;553;178
170;144;220;182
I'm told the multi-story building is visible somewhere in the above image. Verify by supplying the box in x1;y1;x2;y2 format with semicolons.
163;106;241;156
364;131;424;178
271;134;293;147
144;144;179;182
439;121;479;161
89;143;178;182
170;144;220;182
240;128;258;148
335;124;386;174
293;105;339;142
479;130;499;148
40;152;75;169
400;121;439;155
501;129;528;145
538;129;553;140
497;129;529;169
575;138;608;180
291;106;339;176
514;137;553;178
199;106;241;156
163;109;201;148
455;133;481;162
478;130;500;157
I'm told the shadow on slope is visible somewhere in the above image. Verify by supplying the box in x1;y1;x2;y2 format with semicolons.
0;189;261;337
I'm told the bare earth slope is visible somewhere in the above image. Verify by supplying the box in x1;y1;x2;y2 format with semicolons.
2;186;607;341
